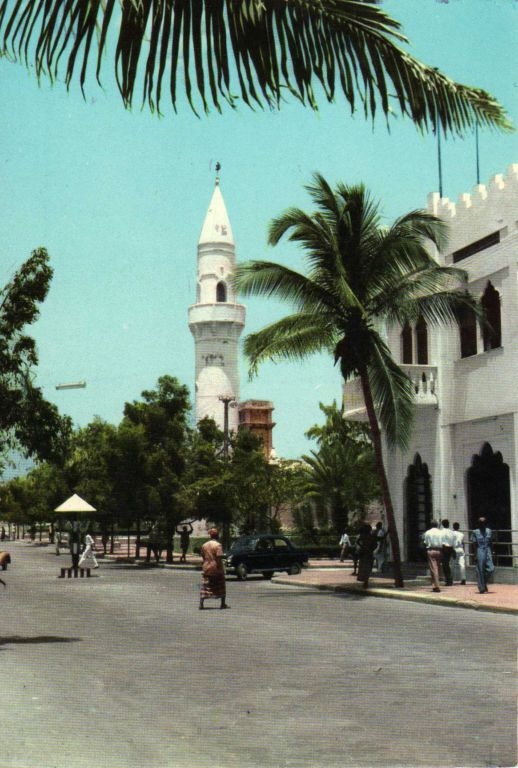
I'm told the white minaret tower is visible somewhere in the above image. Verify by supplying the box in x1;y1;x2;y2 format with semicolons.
188;165;246;434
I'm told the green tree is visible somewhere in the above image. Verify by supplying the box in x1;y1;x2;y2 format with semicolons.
0;248;72;464
24;462;71;539
66;418;118;512
303;440;378;534
0;2;509;133
303;401;379;533
227;429;271;534
236;173;481;587
263;459;307;532
122;375;191;562
182;417;232;527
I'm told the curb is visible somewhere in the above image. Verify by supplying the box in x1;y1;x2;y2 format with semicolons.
271;577;518;616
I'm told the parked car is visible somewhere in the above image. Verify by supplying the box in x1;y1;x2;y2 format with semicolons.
224;534;309;580
0;551;11;570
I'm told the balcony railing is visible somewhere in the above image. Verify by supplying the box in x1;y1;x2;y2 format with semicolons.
343;364;438;418
400;364;438;406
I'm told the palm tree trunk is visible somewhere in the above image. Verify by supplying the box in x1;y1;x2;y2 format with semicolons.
358;370;404;588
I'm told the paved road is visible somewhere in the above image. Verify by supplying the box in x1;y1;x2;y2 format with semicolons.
1;543;516;768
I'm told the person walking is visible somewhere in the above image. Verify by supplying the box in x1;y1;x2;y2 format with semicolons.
79;530;99;570
452;522;466;585
373;521;387;573
68;522;81;569
199;528;229;610
423;520;443;592
176;522;194;563
356;523;378;588
146;521;162;564
470;517;495;594
339;531;351;562
440;519;455;586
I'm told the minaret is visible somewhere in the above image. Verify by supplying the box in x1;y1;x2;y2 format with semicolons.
188;165;246;433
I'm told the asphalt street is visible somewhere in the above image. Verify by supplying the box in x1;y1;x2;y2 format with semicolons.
0;542;516;768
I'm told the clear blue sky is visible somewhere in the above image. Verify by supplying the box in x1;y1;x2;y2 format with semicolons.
0;0;517;459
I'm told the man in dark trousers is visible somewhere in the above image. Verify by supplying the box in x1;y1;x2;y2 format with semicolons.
146;521;162;564
68;522;81;569
471;517;495;593
176;522;194;563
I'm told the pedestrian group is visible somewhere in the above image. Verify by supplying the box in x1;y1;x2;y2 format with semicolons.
423;516;494;593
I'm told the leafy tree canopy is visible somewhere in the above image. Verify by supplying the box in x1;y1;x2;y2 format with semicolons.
0;248;72;465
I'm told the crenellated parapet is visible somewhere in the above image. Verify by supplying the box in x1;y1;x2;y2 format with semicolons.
427;164;518;257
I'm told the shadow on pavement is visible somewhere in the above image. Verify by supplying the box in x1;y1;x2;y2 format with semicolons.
0;635;82;648
259;587;371;601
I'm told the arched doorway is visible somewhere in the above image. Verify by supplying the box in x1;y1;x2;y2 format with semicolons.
405;454;432;561
467;443;511;565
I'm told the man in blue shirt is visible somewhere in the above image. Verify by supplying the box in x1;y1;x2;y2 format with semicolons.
470;517;495;594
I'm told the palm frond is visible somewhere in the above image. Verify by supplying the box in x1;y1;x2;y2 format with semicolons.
370;264;470;320
0;0;511;131
411;289;485;327
235;259;341;314
367;335;414;450
243;312;336;377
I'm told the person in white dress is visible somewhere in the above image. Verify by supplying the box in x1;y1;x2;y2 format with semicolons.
452;522;466;584
79;530;99;569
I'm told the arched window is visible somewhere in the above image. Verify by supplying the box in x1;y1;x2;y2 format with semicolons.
481;282;501;351
458;305;477;358
401;322;413;364
415;316;428;365
216;281;227;302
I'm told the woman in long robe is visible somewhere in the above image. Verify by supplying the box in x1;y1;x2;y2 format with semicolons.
199;528;229;609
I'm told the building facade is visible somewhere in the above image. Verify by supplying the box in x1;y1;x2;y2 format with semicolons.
188;171;246;434
344;164;518;566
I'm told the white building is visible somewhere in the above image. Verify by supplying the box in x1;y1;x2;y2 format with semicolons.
188;169;246;433
344;164;518;567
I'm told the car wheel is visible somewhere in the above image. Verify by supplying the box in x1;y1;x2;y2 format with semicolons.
236;563;249;580
262;571;273;579
289;562;302;575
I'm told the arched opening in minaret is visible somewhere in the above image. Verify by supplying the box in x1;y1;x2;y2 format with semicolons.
216;281;227;302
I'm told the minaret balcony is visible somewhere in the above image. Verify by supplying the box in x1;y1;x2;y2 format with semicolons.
188;302;246;327
342;364;438;420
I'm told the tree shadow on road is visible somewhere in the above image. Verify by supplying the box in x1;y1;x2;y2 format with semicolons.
0;635;82;649
262;587;372;601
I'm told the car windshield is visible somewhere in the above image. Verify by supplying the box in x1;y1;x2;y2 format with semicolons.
227;536;258;553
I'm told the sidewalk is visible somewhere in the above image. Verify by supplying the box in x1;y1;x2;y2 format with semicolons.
272;562;518;615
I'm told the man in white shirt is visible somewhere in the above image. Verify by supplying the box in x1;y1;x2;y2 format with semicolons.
440;519;456;586
339;531;351;562
423;520;443;592
452;522;466;585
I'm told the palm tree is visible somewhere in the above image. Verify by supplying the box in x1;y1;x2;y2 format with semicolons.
235;173;480;587
0;1;510;132
303;439;378;534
